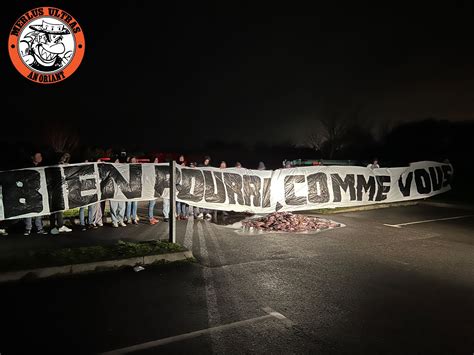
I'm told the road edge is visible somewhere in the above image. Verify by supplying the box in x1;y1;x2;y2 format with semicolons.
305;201;419;214
0;250;194;283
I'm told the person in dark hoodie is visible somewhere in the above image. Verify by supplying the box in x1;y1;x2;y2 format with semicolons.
125;156;139;224
176;155;189;219
24;151;48;236
199;155;212;168
197;156;213;220
148;156;160;225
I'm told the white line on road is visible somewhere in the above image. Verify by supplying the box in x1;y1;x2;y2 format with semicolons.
197;222;210;262
100;308;292;355
262;306;295;328
183;216;194;249
196;221;222;353
204;221;227;265
383;214;474;228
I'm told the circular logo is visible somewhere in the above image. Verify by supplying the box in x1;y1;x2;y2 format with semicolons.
8;7;85;84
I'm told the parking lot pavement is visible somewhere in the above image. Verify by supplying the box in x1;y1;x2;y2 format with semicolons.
0;203;473;354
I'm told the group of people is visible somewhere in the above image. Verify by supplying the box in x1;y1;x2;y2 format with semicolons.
157;155;267;224
0;152;383;237
0;152;268;237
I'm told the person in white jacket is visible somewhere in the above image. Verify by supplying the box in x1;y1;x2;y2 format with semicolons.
50;152;73;235
109;157;127;228
367;158;380;170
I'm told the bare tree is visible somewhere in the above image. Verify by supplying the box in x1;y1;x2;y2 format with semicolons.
306;98;364;158
44;121;79;153
305;129;325;152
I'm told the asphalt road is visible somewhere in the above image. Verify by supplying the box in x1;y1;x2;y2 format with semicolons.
0;203;473;354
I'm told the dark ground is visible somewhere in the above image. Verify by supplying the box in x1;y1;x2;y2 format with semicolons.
0;202;473;354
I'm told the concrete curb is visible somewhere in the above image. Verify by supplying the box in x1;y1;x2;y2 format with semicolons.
307;201;419;214
0;250;194;283
420;201;474;211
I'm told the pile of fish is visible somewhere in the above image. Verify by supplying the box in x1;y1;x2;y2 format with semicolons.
241;212;340;233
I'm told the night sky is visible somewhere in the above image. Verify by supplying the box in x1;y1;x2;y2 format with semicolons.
3;1;474;150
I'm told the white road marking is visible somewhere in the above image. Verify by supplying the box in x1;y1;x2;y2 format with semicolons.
196;221;222;352
262;306;295;328
197;222;210;262
384;214;474;228
183;216;194;249
100;308;292;355
383;224;402;228
204;221;227;265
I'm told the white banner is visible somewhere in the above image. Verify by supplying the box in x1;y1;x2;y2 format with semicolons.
0;161;452;220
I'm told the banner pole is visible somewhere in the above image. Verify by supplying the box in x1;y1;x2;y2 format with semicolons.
169;160;176;243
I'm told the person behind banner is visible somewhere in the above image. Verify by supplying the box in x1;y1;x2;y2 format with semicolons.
24;151;48;236
78;158;91;231
109;156;127;228
187;161;200;218
148;156;160;225
125;156;139;225
0;222;8;236
79;157;104;231
283;160;292;168
50;152;73;235
162;172;170;222
89;157;104;228
176;155;189;220
235;161;243;168
257;161;266;170
197;156;213;220
367;158;380;169
199;155;212;168
219;161;230;218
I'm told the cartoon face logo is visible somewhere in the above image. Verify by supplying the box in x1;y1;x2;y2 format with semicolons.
20;20;74;72
9;7;85;84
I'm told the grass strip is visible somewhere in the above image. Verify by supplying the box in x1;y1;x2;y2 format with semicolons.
0;240;185;272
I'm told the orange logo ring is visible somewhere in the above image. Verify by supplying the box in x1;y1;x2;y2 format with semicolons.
8;6;85;84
